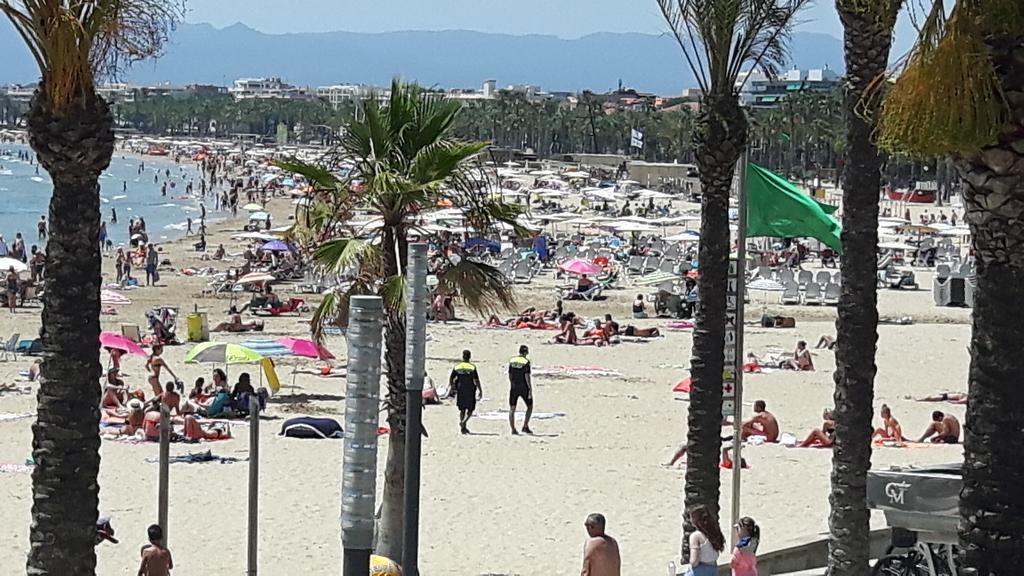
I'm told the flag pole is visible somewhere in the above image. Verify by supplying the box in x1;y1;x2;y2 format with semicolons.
730;147;749;540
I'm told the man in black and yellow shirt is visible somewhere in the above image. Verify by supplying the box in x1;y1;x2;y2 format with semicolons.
508;345;534;435
449;349;482;434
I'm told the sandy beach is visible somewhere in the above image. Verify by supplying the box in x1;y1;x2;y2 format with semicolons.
0;166;971;576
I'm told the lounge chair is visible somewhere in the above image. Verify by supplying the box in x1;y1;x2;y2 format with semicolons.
626;256;644;276
778;268;794;285
513;260;534;284
797;270;813;287
121;324;142;343
823;282;841;305
815;271;831;286
0;333;20;362
658;259;677;274
804;282;823;305
557;284;604;301
253;297;307;317
781;282;801;305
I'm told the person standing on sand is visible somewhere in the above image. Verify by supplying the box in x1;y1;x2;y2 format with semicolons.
449;349;481;434
138;524;173;576
508;345;534;435
581;513;620;576
145;244;159;286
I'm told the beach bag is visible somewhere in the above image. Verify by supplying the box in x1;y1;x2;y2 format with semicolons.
280;417;343;439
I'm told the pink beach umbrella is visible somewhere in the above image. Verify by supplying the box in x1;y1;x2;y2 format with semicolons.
558;258;602;276
99;331;147;357
277;337;336;360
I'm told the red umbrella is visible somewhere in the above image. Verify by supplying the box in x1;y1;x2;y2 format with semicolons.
277;337;336;360
99;332;147;357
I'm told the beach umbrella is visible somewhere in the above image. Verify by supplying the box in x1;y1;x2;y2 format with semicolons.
99;332;147;357
879;241;917;251
633;271;680;286
185;342;264;364
747;278;786;305
236;272;276;285
663;231;701;242
278;337;336;360
559;258;603;276
249;211;271;221
563;170;590;179
232;232;279;241
242;203;265;212
940;227;971;237
100;289;131;306
0;257;28;273
260;240;294;252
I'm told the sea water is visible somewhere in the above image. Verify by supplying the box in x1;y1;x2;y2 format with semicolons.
0;143;212;247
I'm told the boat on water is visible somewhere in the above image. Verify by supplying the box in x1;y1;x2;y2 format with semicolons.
886;181;937;203
146;146;170;156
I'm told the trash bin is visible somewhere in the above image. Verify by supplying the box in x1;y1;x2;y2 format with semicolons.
186;314;205;342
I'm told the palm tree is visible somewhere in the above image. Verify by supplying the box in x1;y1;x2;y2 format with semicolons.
281;79;523;563
828;1;900;574
0;2;179;574
876;1;1024;572
656;0;809;558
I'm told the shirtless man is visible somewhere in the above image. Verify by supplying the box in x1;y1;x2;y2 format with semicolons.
872;404;905;444
915;391;967;404
138;524;173;576
919;411;961;443
145;345;178;397
581;513;620;576
740;400;780;442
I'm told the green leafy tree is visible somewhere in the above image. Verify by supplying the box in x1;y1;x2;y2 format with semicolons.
656;0;809;559
280;79;523;562
0;1;180;574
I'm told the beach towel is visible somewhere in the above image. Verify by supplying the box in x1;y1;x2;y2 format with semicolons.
873;439;950;448
280;416;343;439
480;323;559;331
145;451;246;464
667;320;696;330
0;463;33;474
0;413;32;423
475;410;566;421
533;366;622;378
673;378;692;393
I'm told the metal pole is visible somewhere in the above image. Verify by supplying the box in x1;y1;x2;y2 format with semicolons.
731;149;749;539
158;404;170;547
402;243;428;576
247;394;260;576
343;296;384;576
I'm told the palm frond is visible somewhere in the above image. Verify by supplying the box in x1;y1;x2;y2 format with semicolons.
439;259;516;316
313;238;380;274
274;158;343;190
380;274;407;312
657;0;810;96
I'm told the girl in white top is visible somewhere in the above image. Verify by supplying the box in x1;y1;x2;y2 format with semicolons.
686;505;725;576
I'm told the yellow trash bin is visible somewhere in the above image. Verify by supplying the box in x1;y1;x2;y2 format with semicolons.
186;314;204;342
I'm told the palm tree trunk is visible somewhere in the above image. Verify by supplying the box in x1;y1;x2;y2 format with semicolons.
25;86;112;576
828;4;896;575
958;33;1024;576
681;94;746;560
376;226;408;563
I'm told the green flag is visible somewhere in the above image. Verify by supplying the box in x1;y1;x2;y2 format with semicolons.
745;162;843;253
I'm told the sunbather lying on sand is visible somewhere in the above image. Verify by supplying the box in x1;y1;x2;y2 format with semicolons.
914;391;967;404
213;306;264;333
184;415;230;441
797;409;835;447
603;314;660;338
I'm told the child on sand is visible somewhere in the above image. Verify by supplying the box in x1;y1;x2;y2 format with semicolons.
138;524;173;576
731;517;760;576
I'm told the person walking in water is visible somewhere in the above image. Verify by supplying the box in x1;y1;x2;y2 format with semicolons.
449;349;481;434
111;207;117;224
37;215;46;240
581;513;620;576
508;345;534;435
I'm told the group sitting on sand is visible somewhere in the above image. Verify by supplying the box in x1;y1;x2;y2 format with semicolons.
797;405;960;447
550;312;660;346
665;400;779;467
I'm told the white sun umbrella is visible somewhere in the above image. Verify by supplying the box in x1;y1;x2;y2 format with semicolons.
940;227;972;237
612;221;659;232
588;189;623;202
291;197;312;206
0;257;28;274
879;241;918;251
618;179;640;185
561;217;594;226
232;232;280;241
879;216;911;225
563;170;590;179
503;161;522;168
529;169;555;176
539;190;569;198
663;231;701;242
748;278;787;305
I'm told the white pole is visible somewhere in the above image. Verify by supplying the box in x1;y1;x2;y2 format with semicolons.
731;149;749;539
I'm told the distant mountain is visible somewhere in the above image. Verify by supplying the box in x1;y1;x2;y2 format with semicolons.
0;22;844;94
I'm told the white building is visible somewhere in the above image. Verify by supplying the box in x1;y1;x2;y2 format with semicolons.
315;84;390;109
229;77;313;101
736;67;840;107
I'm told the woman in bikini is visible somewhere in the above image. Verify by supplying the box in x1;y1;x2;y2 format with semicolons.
145;344;178;397
798;409;836;447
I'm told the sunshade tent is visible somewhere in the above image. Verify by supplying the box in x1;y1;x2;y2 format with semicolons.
242;203;264;212
559;259;603;276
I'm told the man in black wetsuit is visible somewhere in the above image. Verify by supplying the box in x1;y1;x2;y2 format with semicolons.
508;345;534;435
449;349;482;434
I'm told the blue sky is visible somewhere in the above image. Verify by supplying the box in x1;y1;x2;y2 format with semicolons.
186;0;847;39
